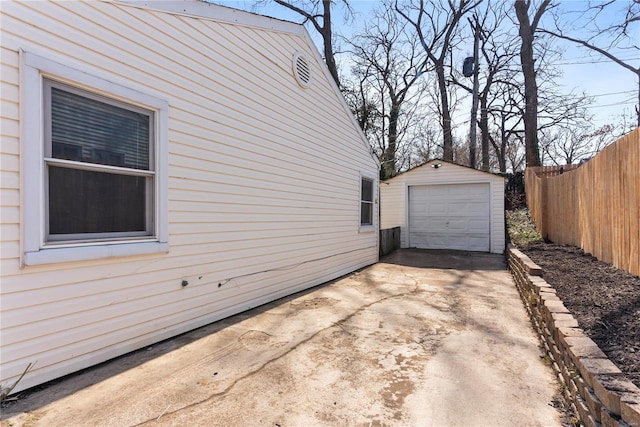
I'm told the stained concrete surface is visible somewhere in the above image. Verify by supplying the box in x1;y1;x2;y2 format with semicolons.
1;250;563;426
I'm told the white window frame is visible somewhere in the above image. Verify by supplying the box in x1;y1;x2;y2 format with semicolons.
359;173;376;232
21;51;169;266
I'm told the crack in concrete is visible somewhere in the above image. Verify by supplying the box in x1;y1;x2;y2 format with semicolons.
135;282;427;426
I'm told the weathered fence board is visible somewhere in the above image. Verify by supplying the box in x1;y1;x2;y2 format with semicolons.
526;128;640;277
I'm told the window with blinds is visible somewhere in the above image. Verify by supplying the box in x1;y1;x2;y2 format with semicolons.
361;177;374;226
44;79;155;243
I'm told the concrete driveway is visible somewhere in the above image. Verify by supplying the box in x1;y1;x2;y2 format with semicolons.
2;250;563;426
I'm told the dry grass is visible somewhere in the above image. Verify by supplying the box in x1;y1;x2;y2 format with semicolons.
506;209;542;246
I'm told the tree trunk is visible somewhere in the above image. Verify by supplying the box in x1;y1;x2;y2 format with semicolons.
382;101;400;179
515;0;542;167
499;118;508;173
469;21;480;169
436;63;454;161
479;96;490;171
322;0;340;88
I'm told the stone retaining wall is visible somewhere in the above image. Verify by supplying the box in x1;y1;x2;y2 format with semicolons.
507;245;640;427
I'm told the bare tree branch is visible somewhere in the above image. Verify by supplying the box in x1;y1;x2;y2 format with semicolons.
396;0;480;162
540;29;640;74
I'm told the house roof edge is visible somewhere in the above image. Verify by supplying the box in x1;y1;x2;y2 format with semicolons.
383;159;505;182
113;0;306;35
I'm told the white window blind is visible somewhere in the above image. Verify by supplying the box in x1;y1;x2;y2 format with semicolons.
45;81;155;242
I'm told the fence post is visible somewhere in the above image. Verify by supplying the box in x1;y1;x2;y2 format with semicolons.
540;174;548;240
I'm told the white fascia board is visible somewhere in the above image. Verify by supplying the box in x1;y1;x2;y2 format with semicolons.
114;0;306;35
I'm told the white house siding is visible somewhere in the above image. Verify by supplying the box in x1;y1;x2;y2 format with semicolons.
0;0;379;393
380;161;505;254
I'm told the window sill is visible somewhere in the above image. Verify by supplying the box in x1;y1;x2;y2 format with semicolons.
24;241;169;266
359;225;377;233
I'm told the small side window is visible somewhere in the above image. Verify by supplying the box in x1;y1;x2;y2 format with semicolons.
360;177;374;227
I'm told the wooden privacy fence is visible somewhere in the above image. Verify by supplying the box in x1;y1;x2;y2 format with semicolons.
525;128;640;277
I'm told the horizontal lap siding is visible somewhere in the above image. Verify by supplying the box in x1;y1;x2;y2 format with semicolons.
0;45;21;272
0;1;378;392
380;178;407;243
490;177;506;253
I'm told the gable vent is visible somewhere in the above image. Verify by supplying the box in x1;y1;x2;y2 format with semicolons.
292;51;312;88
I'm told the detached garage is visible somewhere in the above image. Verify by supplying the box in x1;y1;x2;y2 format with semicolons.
380;160;505;254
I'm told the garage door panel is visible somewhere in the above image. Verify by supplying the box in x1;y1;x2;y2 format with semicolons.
466;236;490;251
427;205;448;216
468;218;488;232
411;216;451;231
469;203;490;216
410;199;428;210
448;235;470;249
409;184;490;252
449;201;488;216
447;219;467;232
413;233;447;247
448;201;470;212
421;198;447;214
428;187;450;198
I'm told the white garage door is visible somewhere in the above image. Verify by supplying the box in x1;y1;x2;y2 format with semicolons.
409;183;490;252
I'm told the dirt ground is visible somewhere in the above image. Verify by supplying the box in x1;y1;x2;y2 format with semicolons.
518;241;640;389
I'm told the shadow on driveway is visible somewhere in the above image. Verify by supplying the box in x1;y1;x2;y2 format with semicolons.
382;248;506;271
2;249;563;427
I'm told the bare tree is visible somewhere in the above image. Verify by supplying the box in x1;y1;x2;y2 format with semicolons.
440;0;591;172
487;80;525;172
540;123;616;165
350;3;424;179
537;89;592;134
541;1;640;126
483;59;593;169
514;0;553;167
348;3;425;179
396;0;480;162
342;61;379;134
450;0;519;170
505;133;526;171
407;125;441;167
444;0;592;172
477;3;523;171
479;15;593;170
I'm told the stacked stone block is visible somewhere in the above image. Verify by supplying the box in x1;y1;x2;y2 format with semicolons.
507;245;640;427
